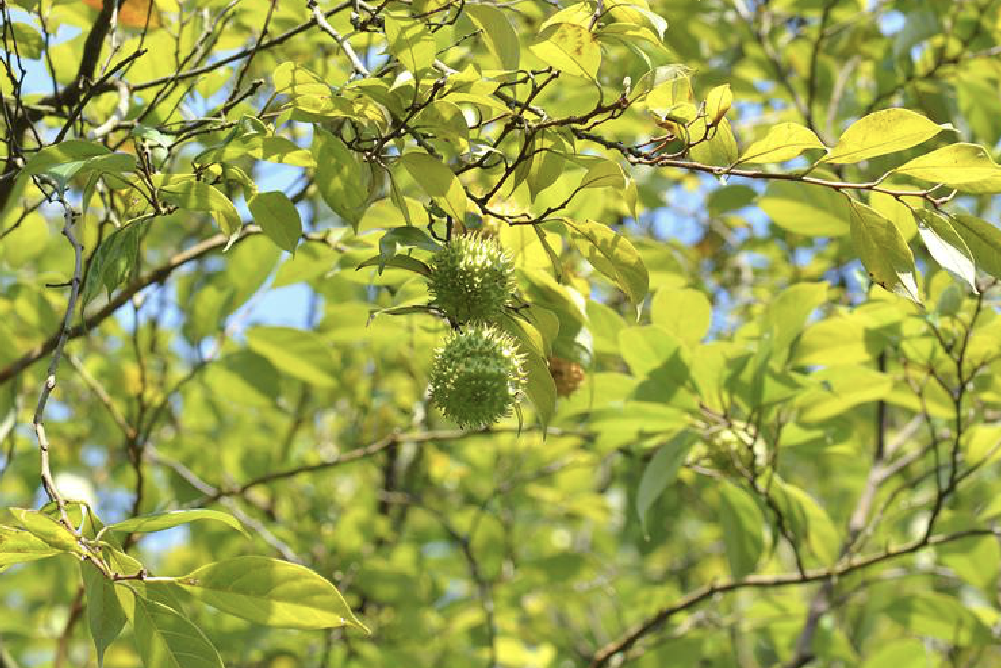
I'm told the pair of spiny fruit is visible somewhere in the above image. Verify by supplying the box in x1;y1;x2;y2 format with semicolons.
425;233;526;429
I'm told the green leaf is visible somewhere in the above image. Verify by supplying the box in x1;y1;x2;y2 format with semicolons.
104;510;247;537
133;597;223;668
860;639;932;668
530;23;601;80
884;591;989;643
521;347;558;428
464;5;520;70
23;140;110;175
400;152;467;223
10;23;44;59
492;313;557;425
565;220;648;310
794;365;893;423
847;199;919;302
913;210;976;291
246;326;339;388
82;561;127;668
357;254;432;276
758;181;851;236
631;64;692;113
272;62;330;99
526;130;568;202
823;109;950;164
951;214;1001;281
159;181;241;236
313;128;370;229
938;533;1000;592
892;143;1001;186
636;431;695;530
10;508;82;554
772;480;840;564
869;190;917;240
0;525;62;566
580;159;626;190
175;556;367;631
81;218;150;305
738;123;825;164
649;288;712;347
384;14;436;75
717;481;764;580
618;326;694;408
763;282;828;364
689;117;738;166
248;191;303;253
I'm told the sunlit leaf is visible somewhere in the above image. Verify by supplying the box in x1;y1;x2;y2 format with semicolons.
738;123;825;164
913;210;976;291
133;597;223;668
105;510;247;537
847;199;919;302
175;556;367;631
823;109;950;164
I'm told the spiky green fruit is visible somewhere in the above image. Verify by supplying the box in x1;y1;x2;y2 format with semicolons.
428;234;516;324
429;324;527;429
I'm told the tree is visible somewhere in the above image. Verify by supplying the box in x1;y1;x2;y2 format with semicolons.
2;0;1001;665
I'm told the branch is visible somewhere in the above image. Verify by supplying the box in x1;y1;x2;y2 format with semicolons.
188;426;579;505
588;527;1000;667
0;226;341;387
32;191;85;527
145;446;301;563
0;0;123;214
309;0;370;77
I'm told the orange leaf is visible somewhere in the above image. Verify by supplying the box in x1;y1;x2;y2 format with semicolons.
81;0;162;29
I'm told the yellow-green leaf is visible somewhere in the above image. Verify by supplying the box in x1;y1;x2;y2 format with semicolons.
758;181;851;236
704;84;732;125
82;561;126;668
312;128;369;229
105;509;247;537
913;210;976;291
176;556;367;631
847;199;919;302
824;109;950;164
248;191;303;253
566;220;649;309
580;158;626;190
530;23;601;79
738;123;825;164
159;181;241;236
0;524;62;566
133;597;223;668
464;5;520;71
384;14;436;75
951;214;1001;281
650;288;712;347
400;152;467;222
10;508;82;555
892;143;1001;185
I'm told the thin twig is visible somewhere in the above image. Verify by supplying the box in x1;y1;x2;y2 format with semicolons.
31;190;85;527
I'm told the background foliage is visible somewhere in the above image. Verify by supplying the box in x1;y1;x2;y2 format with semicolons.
3;0;1001;666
